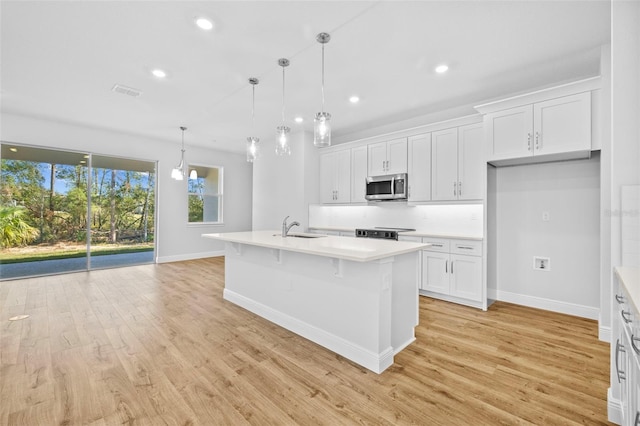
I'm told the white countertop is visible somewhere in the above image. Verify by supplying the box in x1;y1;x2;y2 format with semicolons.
616;266;640;315
203;230;429;263
308;226;483;241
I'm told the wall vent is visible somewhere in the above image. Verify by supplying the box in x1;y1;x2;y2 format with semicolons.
111;84;143;98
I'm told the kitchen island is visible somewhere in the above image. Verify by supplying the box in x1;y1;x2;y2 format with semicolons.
202;230;428;373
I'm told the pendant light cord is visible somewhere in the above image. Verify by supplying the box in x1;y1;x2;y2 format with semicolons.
252;83;255;132
281;65;286;124
321;43;325;113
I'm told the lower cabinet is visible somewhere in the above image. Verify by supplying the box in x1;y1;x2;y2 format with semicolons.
421;237;483;305
613;271;640;425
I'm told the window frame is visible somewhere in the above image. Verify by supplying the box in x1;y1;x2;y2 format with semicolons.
186;163;224;226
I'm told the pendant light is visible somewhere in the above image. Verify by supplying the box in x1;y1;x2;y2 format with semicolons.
171;126;187;180
189;169;198;180
314;32;331;147
246;77;260;162
275;58;291;156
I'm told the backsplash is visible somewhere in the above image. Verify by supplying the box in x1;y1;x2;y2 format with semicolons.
308;203;483;238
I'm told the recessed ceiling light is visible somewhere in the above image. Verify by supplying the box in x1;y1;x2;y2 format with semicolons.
294;117;304;123
152;69;167;78
195;17;214;31
9;147;17;152
349;95;360;104
435;64;449;74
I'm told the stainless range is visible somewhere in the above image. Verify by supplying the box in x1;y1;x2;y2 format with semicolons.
355;227;416;241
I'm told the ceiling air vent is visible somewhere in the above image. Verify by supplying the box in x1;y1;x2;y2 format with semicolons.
111;84;143;98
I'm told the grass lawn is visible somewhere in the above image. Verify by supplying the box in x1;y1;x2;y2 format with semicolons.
0;243;154;264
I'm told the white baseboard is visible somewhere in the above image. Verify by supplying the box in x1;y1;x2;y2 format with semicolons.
608;387;622;425
599;325;611;343
224;288;394;374
157;250;224;264
487;288;599;320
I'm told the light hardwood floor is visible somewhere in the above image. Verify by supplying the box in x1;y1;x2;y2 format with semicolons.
1;257;612;425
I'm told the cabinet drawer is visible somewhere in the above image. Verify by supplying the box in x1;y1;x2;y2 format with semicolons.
451;239;482;256
422;237;449;252
399;236;422;243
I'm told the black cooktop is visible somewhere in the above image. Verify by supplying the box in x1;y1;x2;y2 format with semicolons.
355;227;416;240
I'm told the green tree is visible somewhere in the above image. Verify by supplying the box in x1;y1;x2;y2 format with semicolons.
0;206;39;248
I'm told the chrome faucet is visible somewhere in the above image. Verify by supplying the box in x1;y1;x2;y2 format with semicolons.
281;215;300;237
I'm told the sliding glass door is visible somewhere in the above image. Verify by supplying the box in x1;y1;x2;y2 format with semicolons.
0;143;156;279
89;155;155;269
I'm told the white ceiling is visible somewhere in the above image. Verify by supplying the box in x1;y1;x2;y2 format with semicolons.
1;1;611;155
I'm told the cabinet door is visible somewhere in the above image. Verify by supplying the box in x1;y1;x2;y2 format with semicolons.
319;153;335;204
334;149;351;203
368;142;387;175
407;133;431;202
386;138;408;174
458;123;484;200
350;146;368;203
450;254;482;302
422;251;450;294
486;104;533;162
533;92;591;156
431;128;458;201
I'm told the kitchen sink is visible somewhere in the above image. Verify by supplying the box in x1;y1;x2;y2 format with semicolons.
272;233;326;238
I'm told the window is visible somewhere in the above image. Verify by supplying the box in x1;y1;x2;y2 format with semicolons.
187;165;222;224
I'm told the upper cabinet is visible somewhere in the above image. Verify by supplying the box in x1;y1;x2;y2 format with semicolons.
485;92;591;166
407;133;431;202
368;138;408;175
431;123;484;201
319;150;351;204
350;146;368;204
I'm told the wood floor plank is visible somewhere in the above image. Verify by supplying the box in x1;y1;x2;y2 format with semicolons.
0;257;613;425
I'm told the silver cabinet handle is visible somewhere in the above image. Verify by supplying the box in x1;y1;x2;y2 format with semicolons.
408;185;411;198
453;182;456;196
451;260;454;274
635;411;640;426
431;243;443;247
616;294;625;304
458;181;462;197
632;335;640;355
445;260;448;273
535;131;541;150
616;339;626;383
622;310;633;323
527;133;532;151
458;246;474;250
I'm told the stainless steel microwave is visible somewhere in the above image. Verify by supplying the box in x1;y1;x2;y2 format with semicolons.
365;173;408;201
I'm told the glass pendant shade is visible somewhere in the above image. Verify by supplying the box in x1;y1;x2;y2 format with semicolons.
246;136;260;162
276;126;291;156
171;165;184;180
313;112;331;147
189;169;198;180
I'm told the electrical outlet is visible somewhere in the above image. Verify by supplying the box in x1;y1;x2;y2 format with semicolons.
542;211;550;222
533;256;551;271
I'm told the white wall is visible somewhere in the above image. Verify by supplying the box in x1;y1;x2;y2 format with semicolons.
252;131;319;231
0;112;253;263
490;155;601;319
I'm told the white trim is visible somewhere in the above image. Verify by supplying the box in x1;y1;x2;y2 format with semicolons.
600;325;612;343
156;250;224;263
224;288;394;374
608;387;622;425
487;288;599;320
474;76;602;114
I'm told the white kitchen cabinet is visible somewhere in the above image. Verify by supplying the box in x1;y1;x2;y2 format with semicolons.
351;145;368;203
612;268;640;426
407;133;431;202
320;150;350;204
421;238;483;303
431;123;484;201
486;92;591;165
368;138;407;175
